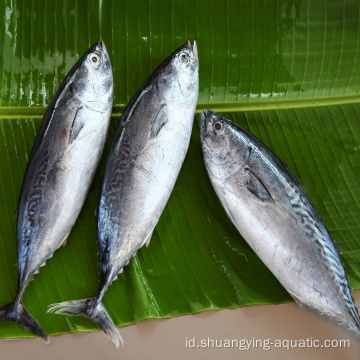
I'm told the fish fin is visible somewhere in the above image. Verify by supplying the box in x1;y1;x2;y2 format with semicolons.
141;228;154;248
314;221;342;254
245;168;273;203
150;104;168;138
331;236;342;254
48;298;122;348
58;232;70;248
0;301;49;343
328;233;341;254
220;198;237;226
69;107;85;144
287;290;304;308
236;123;309;196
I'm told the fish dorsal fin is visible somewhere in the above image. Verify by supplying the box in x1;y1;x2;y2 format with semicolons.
150;104;168;138
330;236;342;254
245;168;273;203
321;224;341;254
69;107;85;144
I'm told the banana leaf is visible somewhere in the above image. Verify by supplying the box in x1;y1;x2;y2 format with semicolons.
0;0;360;339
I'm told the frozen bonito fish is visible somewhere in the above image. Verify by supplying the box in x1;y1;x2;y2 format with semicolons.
200;110;360;335
49;41;199;347
0;41;113;342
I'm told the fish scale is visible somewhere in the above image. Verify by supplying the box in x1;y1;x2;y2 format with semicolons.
200;110;360;336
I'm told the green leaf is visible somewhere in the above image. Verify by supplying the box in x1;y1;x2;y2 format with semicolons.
0;0;359;339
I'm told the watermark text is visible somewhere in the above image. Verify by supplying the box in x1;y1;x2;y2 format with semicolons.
185;336;351;350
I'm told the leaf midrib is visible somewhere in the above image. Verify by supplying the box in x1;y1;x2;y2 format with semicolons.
0;94;360;119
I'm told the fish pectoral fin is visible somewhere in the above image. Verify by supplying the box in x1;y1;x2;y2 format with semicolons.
150;104;168;138
69;107;85;144
221;198;237;226
245;168;273;203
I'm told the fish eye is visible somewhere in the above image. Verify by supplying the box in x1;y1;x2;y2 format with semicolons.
89;52;101;65
213;121;223;132
179;52;190;64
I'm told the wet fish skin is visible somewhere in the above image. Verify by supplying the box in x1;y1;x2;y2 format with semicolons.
200;110;360;335
48;41;199;347
0;41;113;342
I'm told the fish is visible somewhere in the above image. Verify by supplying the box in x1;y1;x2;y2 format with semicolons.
48;41;199;347
0;41;113;342
200;109;360;335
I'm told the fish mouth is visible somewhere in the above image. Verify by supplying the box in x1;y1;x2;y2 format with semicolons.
91;41;109;57
100;40;109;57
184;40;198;59
91;41;101;51
192;41;198;59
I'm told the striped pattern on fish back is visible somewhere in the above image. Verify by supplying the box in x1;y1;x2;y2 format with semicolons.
285;180;360;326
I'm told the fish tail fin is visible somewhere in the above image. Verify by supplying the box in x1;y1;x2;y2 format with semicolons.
48;298;122;348
0;301;49;343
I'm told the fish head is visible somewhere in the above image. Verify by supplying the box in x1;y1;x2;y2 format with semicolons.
200;110;247;180
155;41;199;106
69;41;113;113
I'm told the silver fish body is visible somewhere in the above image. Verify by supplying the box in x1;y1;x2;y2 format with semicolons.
200;110;360;335
49;41;199;347
0;41;113;341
